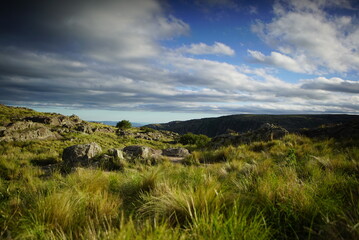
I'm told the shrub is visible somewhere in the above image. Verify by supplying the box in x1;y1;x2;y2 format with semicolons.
116;120;132;129
140;127;156;133
179;133;210;148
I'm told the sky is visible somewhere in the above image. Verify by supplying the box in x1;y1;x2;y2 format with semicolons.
0;0;358;123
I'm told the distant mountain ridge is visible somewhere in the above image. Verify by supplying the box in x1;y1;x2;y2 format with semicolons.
146;114;359;137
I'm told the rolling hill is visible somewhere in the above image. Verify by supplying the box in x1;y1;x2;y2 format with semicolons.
146;114;359;137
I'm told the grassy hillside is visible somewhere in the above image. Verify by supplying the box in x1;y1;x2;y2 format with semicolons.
146;114;359;137
0;105;358;239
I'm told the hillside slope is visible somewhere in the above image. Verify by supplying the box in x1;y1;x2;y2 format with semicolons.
146;114;359;137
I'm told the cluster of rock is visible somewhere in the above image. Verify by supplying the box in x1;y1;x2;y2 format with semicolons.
0;114;115;142
61;142;190;170
117;130;179;141
0;121;60;142
211;123;289;148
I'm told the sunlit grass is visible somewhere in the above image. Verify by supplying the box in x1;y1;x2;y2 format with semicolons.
0;132;358;239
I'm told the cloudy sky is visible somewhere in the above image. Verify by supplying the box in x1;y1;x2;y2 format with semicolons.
1;0;358;123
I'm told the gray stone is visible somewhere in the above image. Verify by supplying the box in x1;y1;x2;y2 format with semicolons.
93;127;115;133
108;148;124;160
69;114;82;123
23;116;62;126
75;123;93;134
162;147;190;157
62;142;102;167
123;145;162;159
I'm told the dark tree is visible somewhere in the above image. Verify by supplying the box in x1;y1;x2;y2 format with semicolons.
116;120;132;129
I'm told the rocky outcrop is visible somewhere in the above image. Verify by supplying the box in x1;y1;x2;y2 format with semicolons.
123;145;162;159
21;114;115;135
75;123;93;134
117;130;179;141
250;123;289;141
23;116;62;126
211;123;289;147
162;147;190;157
0;121;59;142
23;114;82;127
62;142;102;167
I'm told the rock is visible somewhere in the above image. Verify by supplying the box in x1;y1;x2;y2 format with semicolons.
162;147;190;157
123;145;162;159
75;123;93;134
23;116;62;126
255;123;289;141
5;121;42;132
22;115;82;128
62;142;102;167
0;121;59;142
93;126;115;133
135;135;152;140
69;114;82;123
108;148;124;160
58;116;76;128
0;126;6;136
117;130;134;137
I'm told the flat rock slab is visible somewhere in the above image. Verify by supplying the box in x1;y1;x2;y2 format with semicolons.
162;147;190;157
123;145;162;159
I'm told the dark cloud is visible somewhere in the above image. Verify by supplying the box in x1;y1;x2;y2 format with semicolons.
301;77;359;94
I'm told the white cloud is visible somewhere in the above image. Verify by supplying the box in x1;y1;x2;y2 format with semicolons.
251;0;359;74
177;42;235;56
247;50;312;73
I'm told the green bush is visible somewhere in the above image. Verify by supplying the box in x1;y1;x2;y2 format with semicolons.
179;133;210;148
140;127;156;133
116;120;132;129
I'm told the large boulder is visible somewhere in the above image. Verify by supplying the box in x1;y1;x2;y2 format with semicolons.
162;147;190;157
62;142;102;167
123;145;162;159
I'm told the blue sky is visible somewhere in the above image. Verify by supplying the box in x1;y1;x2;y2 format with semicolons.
0;0;358;123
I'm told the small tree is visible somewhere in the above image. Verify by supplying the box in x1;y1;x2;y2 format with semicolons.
116;120;132;129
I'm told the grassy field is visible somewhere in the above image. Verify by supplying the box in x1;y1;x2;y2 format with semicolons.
0;106;358;239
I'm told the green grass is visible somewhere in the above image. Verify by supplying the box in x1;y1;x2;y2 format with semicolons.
0;105;358;240
0;135;359;239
